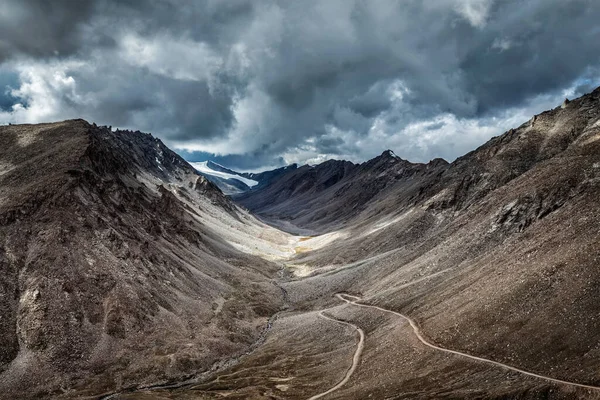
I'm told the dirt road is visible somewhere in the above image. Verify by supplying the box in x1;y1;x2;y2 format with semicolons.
307;311;365;400
337;293;600;393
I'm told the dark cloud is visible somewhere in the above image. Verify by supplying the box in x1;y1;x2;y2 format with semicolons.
458;0;600;115
0;0;599;168
0;0;98;61
347;80;394;118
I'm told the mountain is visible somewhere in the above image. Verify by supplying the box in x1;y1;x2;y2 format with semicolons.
190;161;297;195
190;160;258;195
238;164;299;190
235;150;448;232
0;120;292;398
4;87;600;400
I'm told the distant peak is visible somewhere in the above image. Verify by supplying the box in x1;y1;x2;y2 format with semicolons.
381;149;399;159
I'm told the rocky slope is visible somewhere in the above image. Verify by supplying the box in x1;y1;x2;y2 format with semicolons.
269;88;600;397
0;120;292;398
158;87;600;399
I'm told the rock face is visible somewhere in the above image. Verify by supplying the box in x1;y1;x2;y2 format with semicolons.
0;120;287;398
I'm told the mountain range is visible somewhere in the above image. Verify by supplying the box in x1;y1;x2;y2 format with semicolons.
2;87;600;399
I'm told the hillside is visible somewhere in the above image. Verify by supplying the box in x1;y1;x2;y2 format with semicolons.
235;149;451;233
0;121;293;398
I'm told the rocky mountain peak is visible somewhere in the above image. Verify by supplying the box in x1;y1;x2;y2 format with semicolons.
381;149;399;159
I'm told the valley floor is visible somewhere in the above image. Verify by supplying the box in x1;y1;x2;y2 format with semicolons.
99;226;600;400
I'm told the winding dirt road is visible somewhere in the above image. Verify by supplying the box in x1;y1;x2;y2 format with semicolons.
308;311;365;400
336;293;600;393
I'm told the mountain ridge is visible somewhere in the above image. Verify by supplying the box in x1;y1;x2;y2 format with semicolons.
234;148;450;232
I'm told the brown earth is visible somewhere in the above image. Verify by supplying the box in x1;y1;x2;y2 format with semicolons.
3;87;600;400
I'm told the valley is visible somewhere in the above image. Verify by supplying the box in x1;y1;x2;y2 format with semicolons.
2;87;600;399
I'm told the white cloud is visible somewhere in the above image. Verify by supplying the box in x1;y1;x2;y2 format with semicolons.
274;81;591;166
491;37;512;52
453;0;493;28
0;60;88;124
118;33;223;83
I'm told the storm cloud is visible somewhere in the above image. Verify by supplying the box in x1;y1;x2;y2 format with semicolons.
1;0;599;169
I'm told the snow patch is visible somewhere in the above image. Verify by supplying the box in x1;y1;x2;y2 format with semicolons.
190;161;259;187
155;157;164;171
388;150;400;159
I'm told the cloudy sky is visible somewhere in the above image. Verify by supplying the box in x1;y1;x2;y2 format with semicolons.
1;0;599;170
